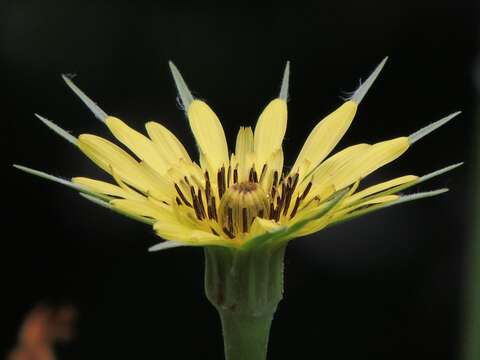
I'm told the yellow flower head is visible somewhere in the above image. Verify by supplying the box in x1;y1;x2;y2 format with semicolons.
15;58;461;251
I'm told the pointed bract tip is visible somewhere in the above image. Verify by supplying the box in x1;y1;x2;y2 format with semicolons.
409;111;461;144
13;164;84;191
350;56;388;104
148;240;186;252
279;61;290;101
34;113;78;145
168;61;194;110
61;74;108;122
391;188;449;207
419;162;463;183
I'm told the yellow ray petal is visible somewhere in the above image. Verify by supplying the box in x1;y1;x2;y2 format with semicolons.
106;116;168;174
344;175;418;207
187;100;229;171
267;148;284;175
254;99;287;167
72;177;144;200
304;144;369;200
146;121;192;164
109;165;146;200
78;134;157;193
235;126;254;182
137;161;175;200
331;137;410;190
153;221;226;246
292;101;357;175
111;199;174;221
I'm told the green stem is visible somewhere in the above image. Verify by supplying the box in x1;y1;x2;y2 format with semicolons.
219;311;273;360
204;244;286;360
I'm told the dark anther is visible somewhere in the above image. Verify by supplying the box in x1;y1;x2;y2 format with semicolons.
291;173;299;192
233;168;238;184
211;197;218;221
259;164;267;182
217;167;226;199
258;209;265;218
190;186;203;220
175;183;192;207
289;196;301;218
223;226;235;239
300;182;313;200
197;189;206;218
227;165;231;188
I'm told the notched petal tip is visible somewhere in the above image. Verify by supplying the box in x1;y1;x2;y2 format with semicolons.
168;61;194;111
408;111;461;144
61;74;108;122
350;56;388;104
34;113;78;145
279;61;290;101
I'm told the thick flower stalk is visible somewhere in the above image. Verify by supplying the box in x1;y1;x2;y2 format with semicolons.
15;58;461;360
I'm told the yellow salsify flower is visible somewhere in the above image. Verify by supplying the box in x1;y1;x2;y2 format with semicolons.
15;58;461;252
15;58;462;360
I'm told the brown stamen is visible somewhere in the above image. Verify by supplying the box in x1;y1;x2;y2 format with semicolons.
217;167;226;199
175;183;192;207
289;196;302;218
301;182;313;200
233;168;238;184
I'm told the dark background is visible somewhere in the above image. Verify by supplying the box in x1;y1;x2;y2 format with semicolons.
2;0;478;359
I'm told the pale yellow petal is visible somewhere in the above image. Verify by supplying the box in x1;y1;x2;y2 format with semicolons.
111;199;174;220
331;137;410;190
267;148;284;175
292;101;357;174
153;221;226;246
304;144;369;201
109;165;146;200
138;161;175;200
254;99;287;167
146;121;192;164
344;175;418;206
187;100;229;170
78;134;154;193
235;126;254;182
72;177;143;200
106;116;168;174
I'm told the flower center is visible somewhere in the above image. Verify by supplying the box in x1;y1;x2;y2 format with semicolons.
218;181;269;238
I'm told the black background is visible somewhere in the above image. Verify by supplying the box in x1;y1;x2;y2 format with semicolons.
2;0;478;359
